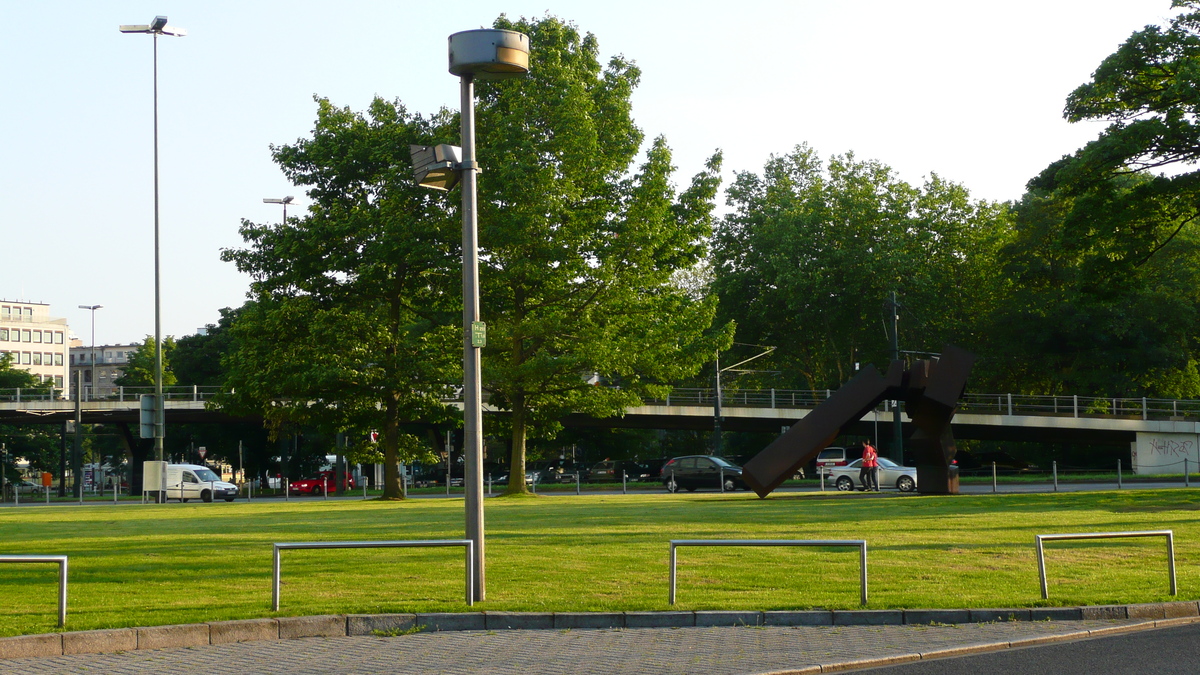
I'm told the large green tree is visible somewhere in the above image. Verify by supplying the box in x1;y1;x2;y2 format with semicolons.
989;1;1200;397
474;16;732;494
0;354;59;482
219;97;459;499
712;145;1010;391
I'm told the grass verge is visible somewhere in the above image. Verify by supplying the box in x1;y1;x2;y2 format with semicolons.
0;488;1197;636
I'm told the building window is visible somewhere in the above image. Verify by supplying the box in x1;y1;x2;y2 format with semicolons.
23;308;32;319
32;353;41;365
22;330;31;342
54;332;63;344
11;331;19;343
0;307;8;320
0;328;6;340
33;331;41;343
21;352;30;365
54;376;63;388
54;353;63;366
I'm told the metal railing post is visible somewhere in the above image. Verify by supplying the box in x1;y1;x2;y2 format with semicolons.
1007;393;1012;416
1073;394;1078;418
1053;461;1058;492
576;471;581;495
1036;530;1175;599
622;470;627;494
272;539;475;611
1118;460;1122;489
719;466;725;493
669;539;867;606
284;478;289;501
1187;458;1191;488
0;555;68;627
992;462;997;493
1143;397;1148;420
771;388;775;408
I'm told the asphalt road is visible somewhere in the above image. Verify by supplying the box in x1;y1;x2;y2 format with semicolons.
863;621;1200;674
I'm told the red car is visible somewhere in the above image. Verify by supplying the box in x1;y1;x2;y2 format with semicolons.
288;471;355;495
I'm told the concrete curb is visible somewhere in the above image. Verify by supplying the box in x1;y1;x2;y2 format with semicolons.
3;602;1200;661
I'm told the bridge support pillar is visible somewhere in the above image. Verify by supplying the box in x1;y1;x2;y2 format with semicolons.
1132;431;1200;475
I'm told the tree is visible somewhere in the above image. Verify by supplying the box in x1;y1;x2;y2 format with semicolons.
987;1;1200;397
113;335;177;388
173;307;241;387
712;145;1010;391
0;354;59;484
219;97;460;499
474;16;733;494
1044;1;1200;268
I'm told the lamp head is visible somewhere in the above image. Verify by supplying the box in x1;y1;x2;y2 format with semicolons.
448;29;530;79
151;16;168;31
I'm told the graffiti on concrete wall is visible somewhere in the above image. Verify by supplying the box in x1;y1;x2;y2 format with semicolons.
1146;437;1196;457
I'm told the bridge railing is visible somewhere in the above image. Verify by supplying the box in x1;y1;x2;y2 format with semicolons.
0;385;223;404
8;383;1200;422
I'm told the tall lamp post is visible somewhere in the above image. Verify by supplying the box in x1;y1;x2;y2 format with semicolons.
77;305;103;401
411;29;530;602
119;16;186;475
712;344;776;455
264;196;294;222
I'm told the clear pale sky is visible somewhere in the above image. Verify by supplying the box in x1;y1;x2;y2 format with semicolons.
0;0;1177;346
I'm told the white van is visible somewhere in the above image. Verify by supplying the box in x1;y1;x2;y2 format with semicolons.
165;464;238;503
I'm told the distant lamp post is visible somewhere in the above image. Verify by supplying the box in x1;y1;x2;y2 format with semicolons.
713;344;776;455
77;305;103;401
411;28;530;603
263;196;295;223
119;15;186;472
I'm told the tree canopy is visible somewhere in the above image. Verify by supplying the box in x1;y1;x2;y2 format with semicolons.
219;97;459;498
473;16;733;493
712;145;1010;390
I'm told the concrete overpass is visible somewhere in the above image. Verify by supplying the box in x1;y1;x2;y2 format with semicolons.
4;386;1198;474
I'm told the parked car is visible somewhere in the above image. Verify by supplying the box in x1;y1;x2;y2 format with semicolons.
823;457;917;492
660;455;747;492
289;471;355;495
815;446;858;469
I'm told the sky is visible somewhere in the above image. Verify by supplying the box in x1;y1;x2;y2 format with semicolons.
0;0;1179;346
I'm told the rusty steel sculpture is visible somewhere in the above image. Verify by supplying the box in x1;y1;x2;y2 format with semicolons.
742;345;976;497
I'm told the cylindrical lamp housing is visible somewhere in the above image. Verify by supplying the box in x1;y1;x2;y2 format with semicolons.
449;29;530;79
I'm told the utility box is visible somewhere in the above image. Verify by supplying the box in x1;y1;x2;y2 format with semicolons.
143;461;167;492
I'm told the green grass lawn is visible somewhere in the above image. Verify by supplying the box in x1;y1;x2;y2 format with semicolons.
1;488;1199;637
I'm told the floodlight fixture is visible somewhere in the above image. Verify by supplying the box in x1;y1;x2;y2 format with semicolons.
410;144;463;191
119;16;187;36
262;196;294;205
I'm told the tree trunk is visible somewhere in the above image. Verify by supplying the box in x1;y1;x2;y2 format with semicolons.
382;394;404;498
504;392;529;495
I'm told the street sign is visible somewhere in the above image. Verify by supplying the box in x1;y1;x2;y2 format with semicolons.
139;395;156;439
198;447;207;459
471;321;486;348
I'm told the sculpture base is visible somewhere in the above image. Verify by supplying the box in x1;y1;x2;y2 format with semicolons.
916;465;959;495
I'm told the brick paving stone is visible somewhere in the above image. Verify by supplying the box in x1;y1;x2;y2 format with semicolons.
0;619;1155;675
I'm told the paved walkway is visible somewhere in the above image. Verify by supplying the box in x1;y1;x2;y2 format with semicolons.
2;618;1164;674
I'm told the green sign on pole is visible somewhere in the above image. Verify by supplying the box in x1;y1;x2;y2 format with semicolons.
471;321;486;348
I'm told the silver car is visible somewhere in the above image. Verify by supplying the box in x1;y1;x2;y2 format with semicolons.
823;457;917;492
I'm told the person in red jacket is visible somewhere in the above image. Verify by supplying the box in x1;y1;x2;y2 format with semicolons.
860;441;879;491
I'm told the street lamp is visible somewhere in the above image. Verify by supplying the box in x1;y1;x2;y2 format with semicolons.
119;16;186;474
263;196;295;223
77;305;103;401
713;344;776;455
412;28;530;602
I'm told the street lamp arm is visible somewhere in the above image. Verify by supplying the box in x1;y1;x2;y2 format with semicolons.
720;347;776;373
